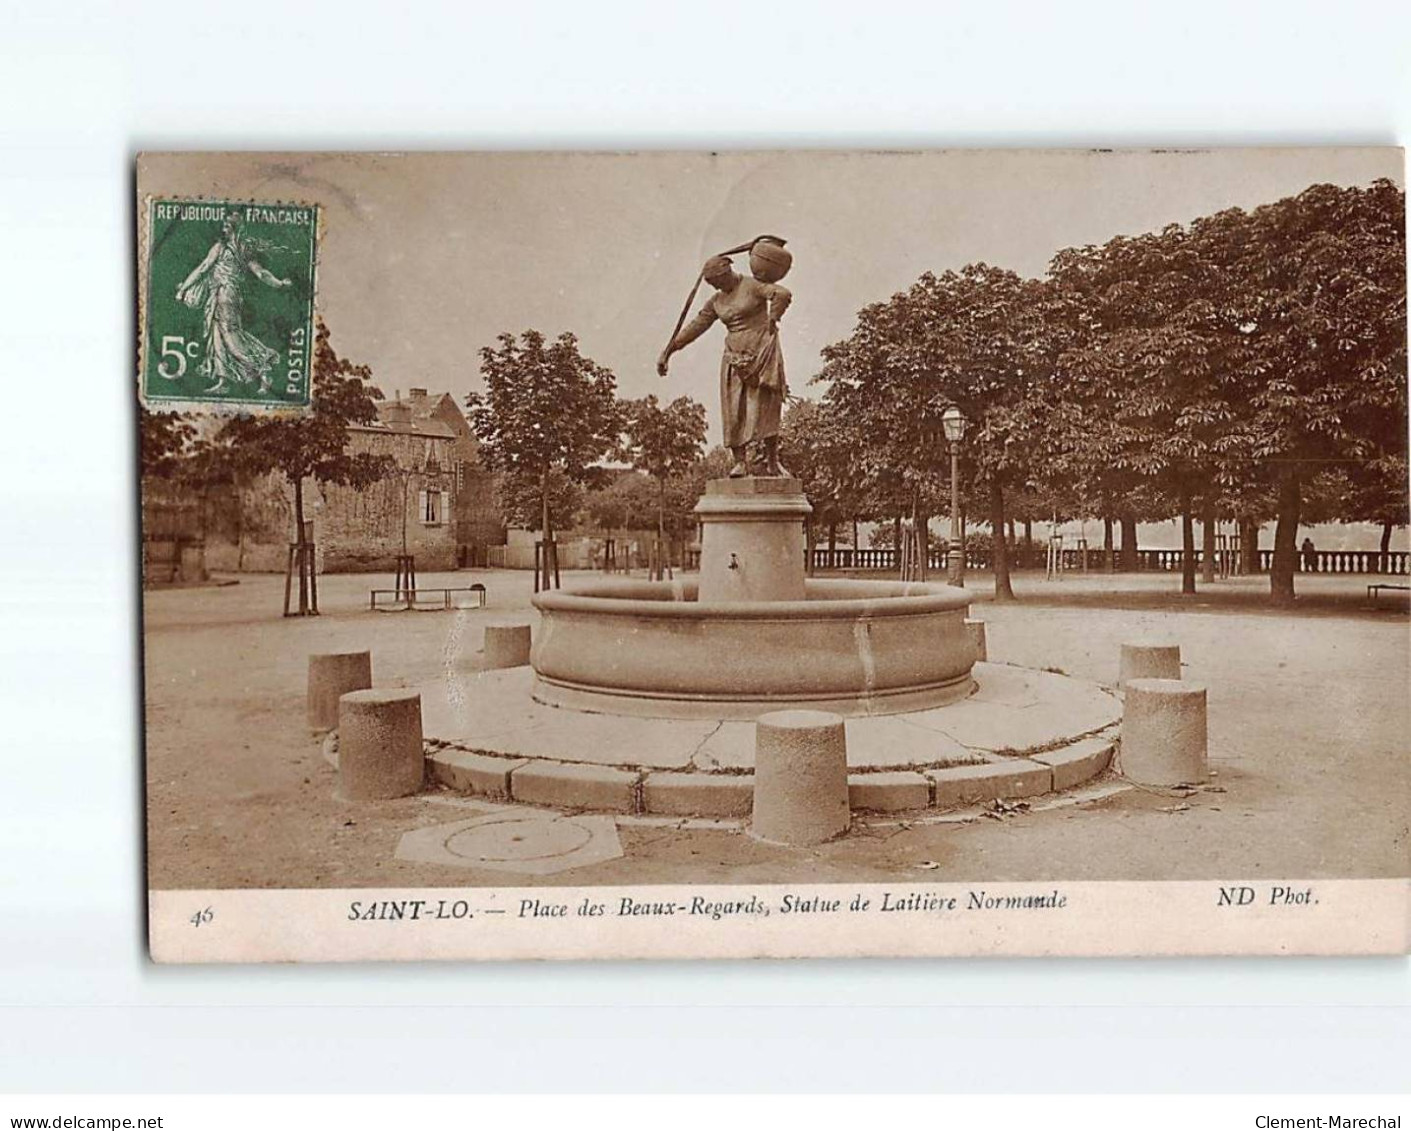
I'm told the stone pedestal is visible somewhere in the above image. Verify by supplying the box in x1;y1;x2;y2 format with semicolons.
751;709;850;845
337;689;425;800
307;650;372;732
1118;641;1181;687
484;624;532;669
1120;678;1208;786
965;619;988;662
695;478;812;604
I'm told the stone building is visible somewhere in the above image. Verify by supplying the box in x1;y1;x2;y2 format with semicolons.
203;387;504;574
141;478;209;585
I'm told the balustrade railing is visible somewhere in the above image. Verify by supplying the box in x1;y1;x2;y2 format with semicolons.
803;546;1409;576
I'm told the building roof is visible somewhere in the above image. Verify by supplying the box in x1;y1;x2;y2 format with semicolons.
353;416;457;439
353;392;459;439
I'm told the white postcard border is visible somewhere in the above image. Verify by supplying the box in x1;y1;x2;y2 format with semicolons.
150;878;1411;963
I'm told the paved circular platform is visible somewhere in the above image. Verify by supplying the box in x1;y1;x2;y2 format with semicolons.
406;661;1122;818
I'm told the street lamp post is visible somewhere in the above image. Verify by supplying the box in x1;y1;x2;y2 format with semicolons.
941;404;967;588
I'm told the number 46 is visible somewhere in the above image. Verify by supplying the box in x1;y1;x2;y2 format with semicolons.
157;335;201;379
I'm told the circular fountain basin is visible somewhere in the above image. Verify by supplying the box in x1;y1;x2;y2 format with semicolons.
530;577;975;720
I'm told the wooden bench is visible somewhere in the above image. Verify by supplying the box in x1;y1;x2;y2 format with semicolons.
370;584;487;612
1367;583;1411;605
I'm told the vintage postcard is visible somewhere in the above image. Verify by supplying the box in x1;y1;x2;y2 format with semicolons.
137;150;1409;963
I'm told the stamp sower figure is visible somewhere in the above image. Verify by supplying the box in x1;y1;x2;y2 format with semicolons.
175;213;292;395
658;252;792;478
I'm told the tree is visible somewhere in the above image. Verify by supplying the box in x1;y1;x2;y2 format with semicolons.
1055;180;1406;603
583;472;659;535
215;321;391;610
779;398;860;560
1047;217;1253;596
817;264;1056;597
496;466;585;534
139;406;198;480
1221;180;1407;602
1336;453;1409;569
619;394;707;565
466;331;621;584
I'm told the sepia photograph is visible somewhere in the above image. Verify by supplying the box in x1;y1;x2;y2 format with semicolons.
8;0;1411;1115
136;148;1409;962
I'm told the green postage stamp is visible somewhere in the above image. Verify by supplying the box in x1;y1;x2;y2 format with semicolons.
141;198;319;411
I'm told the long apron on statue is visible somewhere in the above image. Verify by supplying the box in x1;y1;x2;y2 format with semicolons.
721;323;785;448
712;276;788;447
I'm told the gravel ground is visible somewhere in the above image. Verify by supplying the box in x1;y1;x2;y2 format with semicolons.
142;566;1411;889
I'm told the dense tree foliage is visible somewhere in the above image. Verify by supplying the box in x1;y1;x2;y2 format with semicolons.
466;330;622;545
809;179;1406;603
216;321;391;543
816;264;1054;596
619;394;707;549
779;398;859;555
139;407;198;480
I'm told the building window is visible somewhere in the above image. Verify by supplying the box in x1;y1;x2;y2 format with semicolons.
421;489;443;526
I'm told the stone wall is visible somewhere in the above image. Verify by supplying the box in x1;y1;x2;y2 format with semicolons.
318;465;459;573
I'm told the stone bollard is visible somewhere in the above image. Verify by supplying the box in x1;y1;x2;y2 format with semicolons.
1118;640;1181;687
484;624;532;669
307;651;372;732
751;710;850;846
1120;678;1208;786
965;618;988;662
337;689;425;800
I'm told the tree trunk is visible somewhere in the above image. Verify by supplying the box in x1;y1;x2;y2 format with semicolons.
1270;468;1302;605
1240;516;1259;574
540;466;549;538
893;514;903;577
1179;485;1197;595
540;465;551;590
1103;514;1115;573
1381;521;1393;574
991;480;1014;602
1201;494;1217;584
294;475;306;541
1118;514;1138;571
915;493;928;582
959;502;967;580
293;475;308;614
656;476;666;581
1111;516;1134;578
235;481;247;572
401;473;409;555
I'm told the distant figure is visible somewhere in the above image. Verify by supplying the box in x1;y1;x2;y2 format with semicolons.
1301;537;1317;572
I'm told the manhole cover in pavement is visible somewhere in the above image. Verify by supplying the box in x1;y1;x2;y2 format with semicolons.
445;818;594;863
396;812;624;875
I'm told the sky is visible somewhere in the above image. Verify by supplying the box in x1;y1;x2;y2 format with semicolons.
138;148;1403;447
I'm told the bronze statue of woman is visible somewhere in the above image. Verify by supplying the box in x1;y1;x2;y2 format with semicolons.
657;238;793;478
